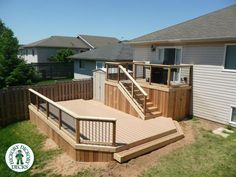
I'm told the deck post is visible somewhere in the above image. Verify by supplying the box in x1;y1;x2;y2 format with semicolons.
133;64;136;80
143;95;146;115
167;67;171;87
117;66;120;82
143;65;145;79
106;64;108;80
59;109;62;129
36;95;39;110
149;66;152;85
46;101;49;118
112;121;116;146
76;119;80;144
189;66;193;86
131;83;134;97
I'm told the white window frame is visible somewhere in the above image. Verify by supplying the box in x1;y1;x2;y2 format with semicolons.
222;44;236;73
229;105;236;126
96;61;104;69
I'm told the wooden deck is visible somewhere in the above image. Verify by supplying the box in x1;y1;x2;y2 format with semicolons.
58;99;177;149
29;89;184;163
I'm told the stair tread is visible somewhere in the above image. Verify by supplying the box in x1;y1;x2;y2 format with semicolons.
114;123;184;162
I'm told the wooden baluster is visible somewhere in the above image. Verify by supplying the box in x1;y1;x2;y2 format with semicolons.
76;119;80;144
167;67;171;87
46;101;49;118
112;121;116;146
59;109;62;129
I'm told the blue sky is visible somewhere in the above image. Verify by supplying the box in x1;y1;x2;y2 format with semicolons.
0;0;235;44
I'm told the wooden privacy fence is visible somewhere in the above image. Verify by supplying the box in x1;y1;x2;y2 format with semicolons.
29;89;116;146
0;79;93;126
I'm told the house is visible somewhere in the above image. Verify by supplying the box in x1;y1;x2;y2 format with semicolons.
128;4;236;125
20;35;119;63
69;42;133;79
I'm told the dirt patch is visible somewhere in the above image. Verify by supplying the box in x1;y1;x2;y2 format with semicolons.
42;138;58;151
37;118;221;177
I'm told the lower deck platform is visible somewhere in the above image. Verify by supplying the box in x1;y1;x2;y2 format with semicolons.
29;96;184;163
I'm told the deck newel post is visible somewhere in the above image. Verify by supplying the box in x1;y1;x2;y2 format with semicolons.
112;121;116;146
131;83;134;97
76;119;80;144
189;66;193;86
59;109;62;129
106;64;108;81
133;63;136;80
167;67;171;87
143;95;146;115
46;101;49;118
117;66;120;83
36;95;39;110
149;66;152;85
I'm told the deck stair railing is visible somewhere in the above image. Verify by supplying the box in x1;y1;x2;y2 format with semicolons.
29;89;116;146
117;65;148;116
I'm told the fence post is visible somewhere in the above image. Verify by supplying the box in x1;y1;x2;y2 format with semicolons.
133;64;136;80
112;121;116;146
167;67;171;87
106;64;109;80
76;119;80;144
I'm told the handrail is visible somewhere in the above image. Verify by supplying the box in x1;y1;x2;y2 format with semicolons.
118;65;148;96
28;88;116;146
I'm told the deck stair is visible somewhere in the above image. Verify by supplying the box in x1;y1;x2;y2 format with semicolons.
114;121;184;163
117;67;161;120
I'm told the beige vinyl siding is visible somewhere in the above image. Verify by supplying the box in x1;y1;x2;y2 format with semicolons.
182;44;225;65
193;65;236;124
133;46;157;62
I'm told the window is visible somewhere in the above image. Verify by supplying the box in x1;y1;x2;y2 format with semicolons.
96;61;104;69
224;45;236;70
32;49;35;56
157;47;182;65
79;60;85;68
25;49;28;56
231;107;236;124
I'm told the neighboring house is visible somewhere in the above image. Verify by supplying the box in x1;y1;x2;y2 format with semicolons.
21;35;119;63
129;4;236;125
69;42;133;79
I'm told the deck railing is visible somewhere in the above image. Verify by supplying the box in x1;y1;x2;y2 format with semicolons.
133;63;193;87
118;65;148;115
29;89;116;146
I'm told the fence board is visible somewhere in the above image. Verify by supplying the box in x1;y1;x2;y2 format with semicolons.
0;79;93;126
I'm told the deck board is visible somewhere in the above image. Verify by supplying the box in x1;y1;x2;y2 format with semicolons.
57;99;177;146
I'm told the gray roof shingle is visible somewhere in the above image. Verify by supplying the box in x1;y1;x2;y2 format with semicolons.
69;42;133;61
130;4;236;44
24;36;89;48
78;35;119;48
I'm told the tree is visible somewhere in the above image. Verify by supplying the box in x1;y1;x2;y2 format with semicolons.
0;20;41;89
48;48;75;62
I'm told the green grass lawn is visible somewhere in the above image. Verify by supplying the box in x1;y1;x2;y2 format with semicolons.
0;121;95;177
140;123;236;177
1;120;236;177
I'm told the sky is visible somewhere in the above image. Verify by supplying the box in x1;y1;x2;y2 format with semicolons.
0;0;235;44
